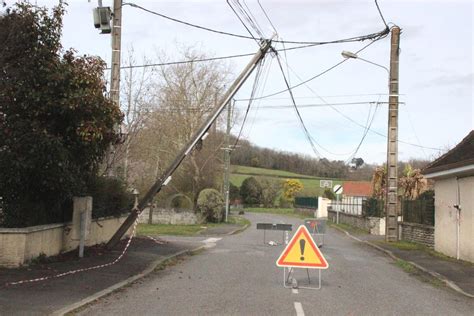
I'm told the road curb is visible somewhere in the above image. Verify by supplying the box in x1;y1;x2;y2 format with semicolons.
226;223;250;236
52;244;207;316
330;225;474;299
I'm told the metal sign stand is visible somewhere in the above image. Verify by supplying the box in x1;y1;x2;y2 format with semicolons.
304;219;326;248
283;267;322;290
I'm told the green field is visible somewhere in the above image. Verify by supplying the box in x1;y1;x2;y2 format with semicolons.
231;165;317;179
230;165;343;197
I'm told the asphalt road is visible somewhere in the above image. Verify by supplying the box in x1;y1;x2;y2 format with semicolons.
78;213;473;315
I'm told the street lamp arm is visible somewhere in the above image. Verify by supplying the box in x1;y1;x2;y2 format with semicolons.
355;57;389;75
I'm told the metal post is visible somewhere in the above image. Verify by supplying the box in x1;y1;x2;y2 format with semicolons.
385;26;400;242
148;203;154;225
79;211;86;258
223;100;233;222
336;194;340;224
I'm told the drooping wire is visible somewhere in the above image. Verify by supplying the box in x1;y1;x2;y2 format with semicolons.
375;0;388;28
104;42;333;71
232;55;267;148
225;0;260;42
274;52;322;157
278;50;368;157
257;0;278;35
280;55;443;151
239;0;266;38
122;2;389;46
345;97;381;164
251;38;383;101
244;52;274;139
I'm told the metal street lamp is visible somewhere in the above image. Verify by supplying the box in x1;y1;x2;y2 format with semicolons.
341;51;389;76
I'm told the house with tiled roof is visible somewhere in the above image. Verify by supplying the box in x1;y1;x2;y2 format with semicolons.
343;181;373;197
423;130;474;262
331;181;373;215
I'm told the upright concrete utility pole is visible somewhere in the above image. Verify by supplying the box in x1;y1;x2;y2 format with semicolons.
223;100;233;222
385;26;401;242
110;0;122;107
107;0;122;176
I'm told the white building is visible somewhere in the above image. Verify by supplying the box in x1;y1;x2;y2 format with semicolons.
423;131;474;262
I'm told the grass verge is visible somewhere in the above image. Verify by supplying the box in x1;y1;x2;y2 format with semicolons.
137;224;205;236
243;207;308;219
328;221;369;235
395;259;416;273
137;215;250;237
376;240;474;267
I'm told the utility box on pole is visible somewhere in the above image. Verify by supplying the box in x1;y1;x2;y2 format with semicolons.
92;6;112;34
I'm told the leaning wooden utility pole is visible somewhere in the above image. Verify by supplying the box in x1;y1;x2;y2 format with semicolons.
106;0;123;176
106;40;273;249
385;26;401;242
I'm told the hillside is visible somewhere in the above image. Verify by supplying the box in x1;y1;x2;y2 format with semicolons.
230;165;344;196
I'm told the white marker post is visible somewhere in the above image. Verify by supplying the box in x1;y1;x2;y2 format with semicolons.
333;185;343;224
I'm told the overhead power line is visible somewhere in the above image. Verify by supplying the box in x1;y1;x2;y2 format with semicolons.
252;37;386;100
253;101;397;109
279;54;443;152
122;2;389;46
104;42;335;71
105;52;254;70
274;53;322;157
232;54;268;148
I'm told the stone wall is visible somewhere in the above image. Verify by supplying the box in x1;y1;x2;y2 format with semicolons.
0;215;132;267
399;222;434;248
138;207;200;225
294;208;315;217
328;210;385;235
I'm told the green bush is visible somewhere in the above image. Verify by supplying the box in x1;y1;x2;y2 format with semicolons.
0;3;122;227
197;188;224;223
229;183;241;202
86;177;134;219
418;190;434;200
278;195;293;208
363;197;385;217
239;177;262;206
323;188;336;200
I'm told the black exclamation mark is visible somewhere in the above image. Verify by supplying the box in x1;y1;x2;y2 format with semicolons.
299;239;306;261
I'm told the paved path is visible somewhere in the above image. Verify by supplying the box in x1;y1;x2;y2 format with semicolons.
78;213;473;315
0;238;202;315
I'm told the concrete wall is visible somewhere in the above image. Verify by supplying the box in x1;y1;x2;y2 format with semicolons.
328;210;385;235
399;222;434;248
317;197;330;218
434;176;474;262
0;215;131;268
138;207;199;225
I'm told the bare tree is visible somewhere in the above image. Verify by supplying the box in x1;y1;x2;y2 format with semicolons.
108;47;157;182
127;47;231;207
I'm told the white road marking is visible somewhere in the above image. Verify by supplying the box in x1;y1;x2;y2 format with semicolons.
203;237;222;243
202;237;222;249
292;288;299;294
294;302;305;316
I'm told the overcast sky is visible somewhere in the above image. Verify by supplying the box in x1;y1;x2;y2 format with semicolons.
8;0;474;164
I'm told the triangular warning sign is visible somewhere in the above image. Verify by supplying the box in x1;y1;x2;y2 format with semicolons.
276;225;328;269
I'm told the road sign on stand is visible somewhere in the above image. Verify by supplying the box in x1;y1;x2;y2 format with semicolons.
276;225;328;269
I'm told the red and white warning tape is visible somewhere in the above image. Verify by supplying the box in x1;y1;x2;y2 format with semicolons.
5;211;154;287
147;235;168;245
